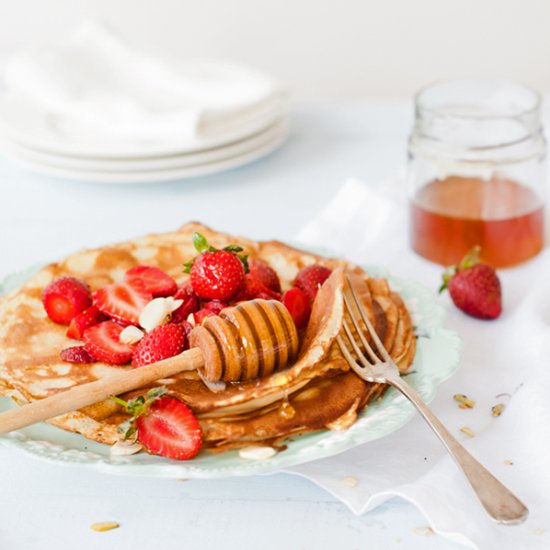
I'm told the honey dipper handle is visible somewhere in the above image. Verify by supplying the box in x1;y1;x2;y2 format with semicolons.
0;347;204;435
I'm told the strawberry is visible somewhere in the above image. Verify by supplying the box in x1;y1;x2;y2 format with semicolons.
83;321;134;365
282;287;311;329
185;232;247;301
125;265;177;297
440;247;502;320
66;305;107;340
248;259;281;293
137;396;202;460
112;388;202;460
42;276;92;325
294;265;332;303
132;323;186;368
180;320;194;341
234;274;281;302
60;346;96;364
193;300;227;325
170;284;200;323
93;279;152;325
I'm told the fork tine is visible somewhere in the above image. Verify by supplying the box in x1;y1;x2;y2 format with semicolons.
341;290;380;364
341;317;373;369
344;274;393;363
336;334;360;371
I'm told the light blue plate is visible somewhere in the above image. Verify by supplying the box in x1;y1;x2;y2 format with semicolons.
0;264;461;478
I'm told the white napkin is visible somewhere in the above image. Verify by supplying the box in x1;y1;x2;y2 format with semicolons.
286;177;550;550
3;21;283;143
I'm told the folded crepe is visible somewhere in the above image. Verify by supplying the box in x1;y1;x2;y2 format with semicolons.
0;222;416;452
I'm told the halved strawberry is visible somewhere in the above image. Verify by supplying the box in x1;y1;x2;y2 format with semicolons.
83;321;134;365
294;265;332;302
132;323;187;368
136;397;202;460
234;274;281;302
60;346;96;364
93;279;152;325
125;266;177;297
66;305;107;340
193;300;227;325
42;276;92;325
171;284;200;324
282;287;311;329
249;259;281;293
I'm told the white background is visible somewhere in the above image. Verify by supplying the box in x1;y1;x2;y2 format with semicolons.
0;0;549;99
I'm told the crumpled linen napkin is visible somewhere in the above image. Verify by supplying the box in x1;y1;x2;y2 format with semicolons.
285;177;550;550
3;21;283;143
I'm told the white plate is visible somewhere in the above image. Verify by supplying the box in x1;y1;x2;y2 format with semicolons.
0;118;287;172
0;119;289;183
0;264;462;478
0;92;288;159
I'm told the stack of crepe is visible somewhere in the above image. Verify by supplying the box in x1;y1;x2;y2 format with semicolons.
0;223;416;453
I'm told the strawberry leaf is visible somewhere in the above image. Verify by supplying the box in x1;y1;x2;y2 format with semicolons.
192;232;210;254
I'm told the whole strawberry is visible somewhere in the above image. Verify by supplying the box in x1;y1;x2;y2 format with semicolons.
132;323;187;367
184;232;247;301
440;247;502;320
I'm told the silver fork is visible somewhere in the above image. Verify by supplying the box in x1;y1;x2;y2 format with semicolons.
336;274;528;525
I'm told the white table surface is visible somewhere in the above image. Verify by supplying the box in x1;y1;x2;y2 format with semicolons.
0;101;471;550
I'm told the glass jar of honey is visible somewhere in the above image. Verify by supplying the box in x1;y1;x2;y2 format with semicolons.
408;79;546;268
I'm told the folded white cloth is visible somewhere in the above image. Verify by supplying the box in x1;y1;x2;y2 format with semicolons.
287;177;550;549
3;21;283;144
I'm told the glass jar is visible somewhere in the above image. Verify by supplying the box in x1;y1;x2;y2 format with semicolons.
408;79;546;268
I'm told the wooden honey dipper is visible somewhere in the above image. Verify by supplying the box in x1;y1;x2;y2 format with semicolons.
0;299;299;434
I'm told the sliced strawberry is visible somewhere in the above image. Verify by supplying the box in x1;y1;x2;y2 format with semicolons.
249;259;281;293
193;300;227;325
294;265;332;302
234;274;281;302
132;323;187;368
171;285;200;324
137;396;202;460
42;276;92;325
282;287;311;329
125;265;178;297
83;321;134;365
60;346;96;364
93;279;152;325
66;305;107;340
180;320;194;342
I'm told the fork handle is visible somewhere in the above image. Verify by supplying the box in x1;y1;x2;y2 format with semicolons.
388;375;528;524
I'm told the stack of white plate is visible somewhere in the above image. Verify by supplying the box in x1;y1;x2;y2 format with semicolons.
0;22;290;184
0;92;289;184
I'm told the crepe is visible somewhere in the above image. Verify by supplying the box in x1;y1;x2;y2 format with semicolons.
0;222;416;452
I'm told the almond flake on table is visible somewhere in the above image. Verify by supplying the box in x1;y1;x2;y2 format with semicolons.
339;476;358;488
460;426;475;438
90;522;120;532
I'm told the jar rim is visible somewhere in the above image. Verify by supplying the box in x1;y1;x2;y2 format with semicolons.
415;78;541;121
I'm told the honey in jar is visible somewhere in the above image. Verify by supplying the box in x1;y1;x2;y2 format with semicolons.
410;176;544;267
408;79;546;268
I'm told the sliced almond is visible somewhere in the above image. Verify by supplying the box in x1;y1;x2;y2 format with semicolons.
239;446;277;460
454;394;475;409
119;325;145;345
139;298;171;332
90;522;120;532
